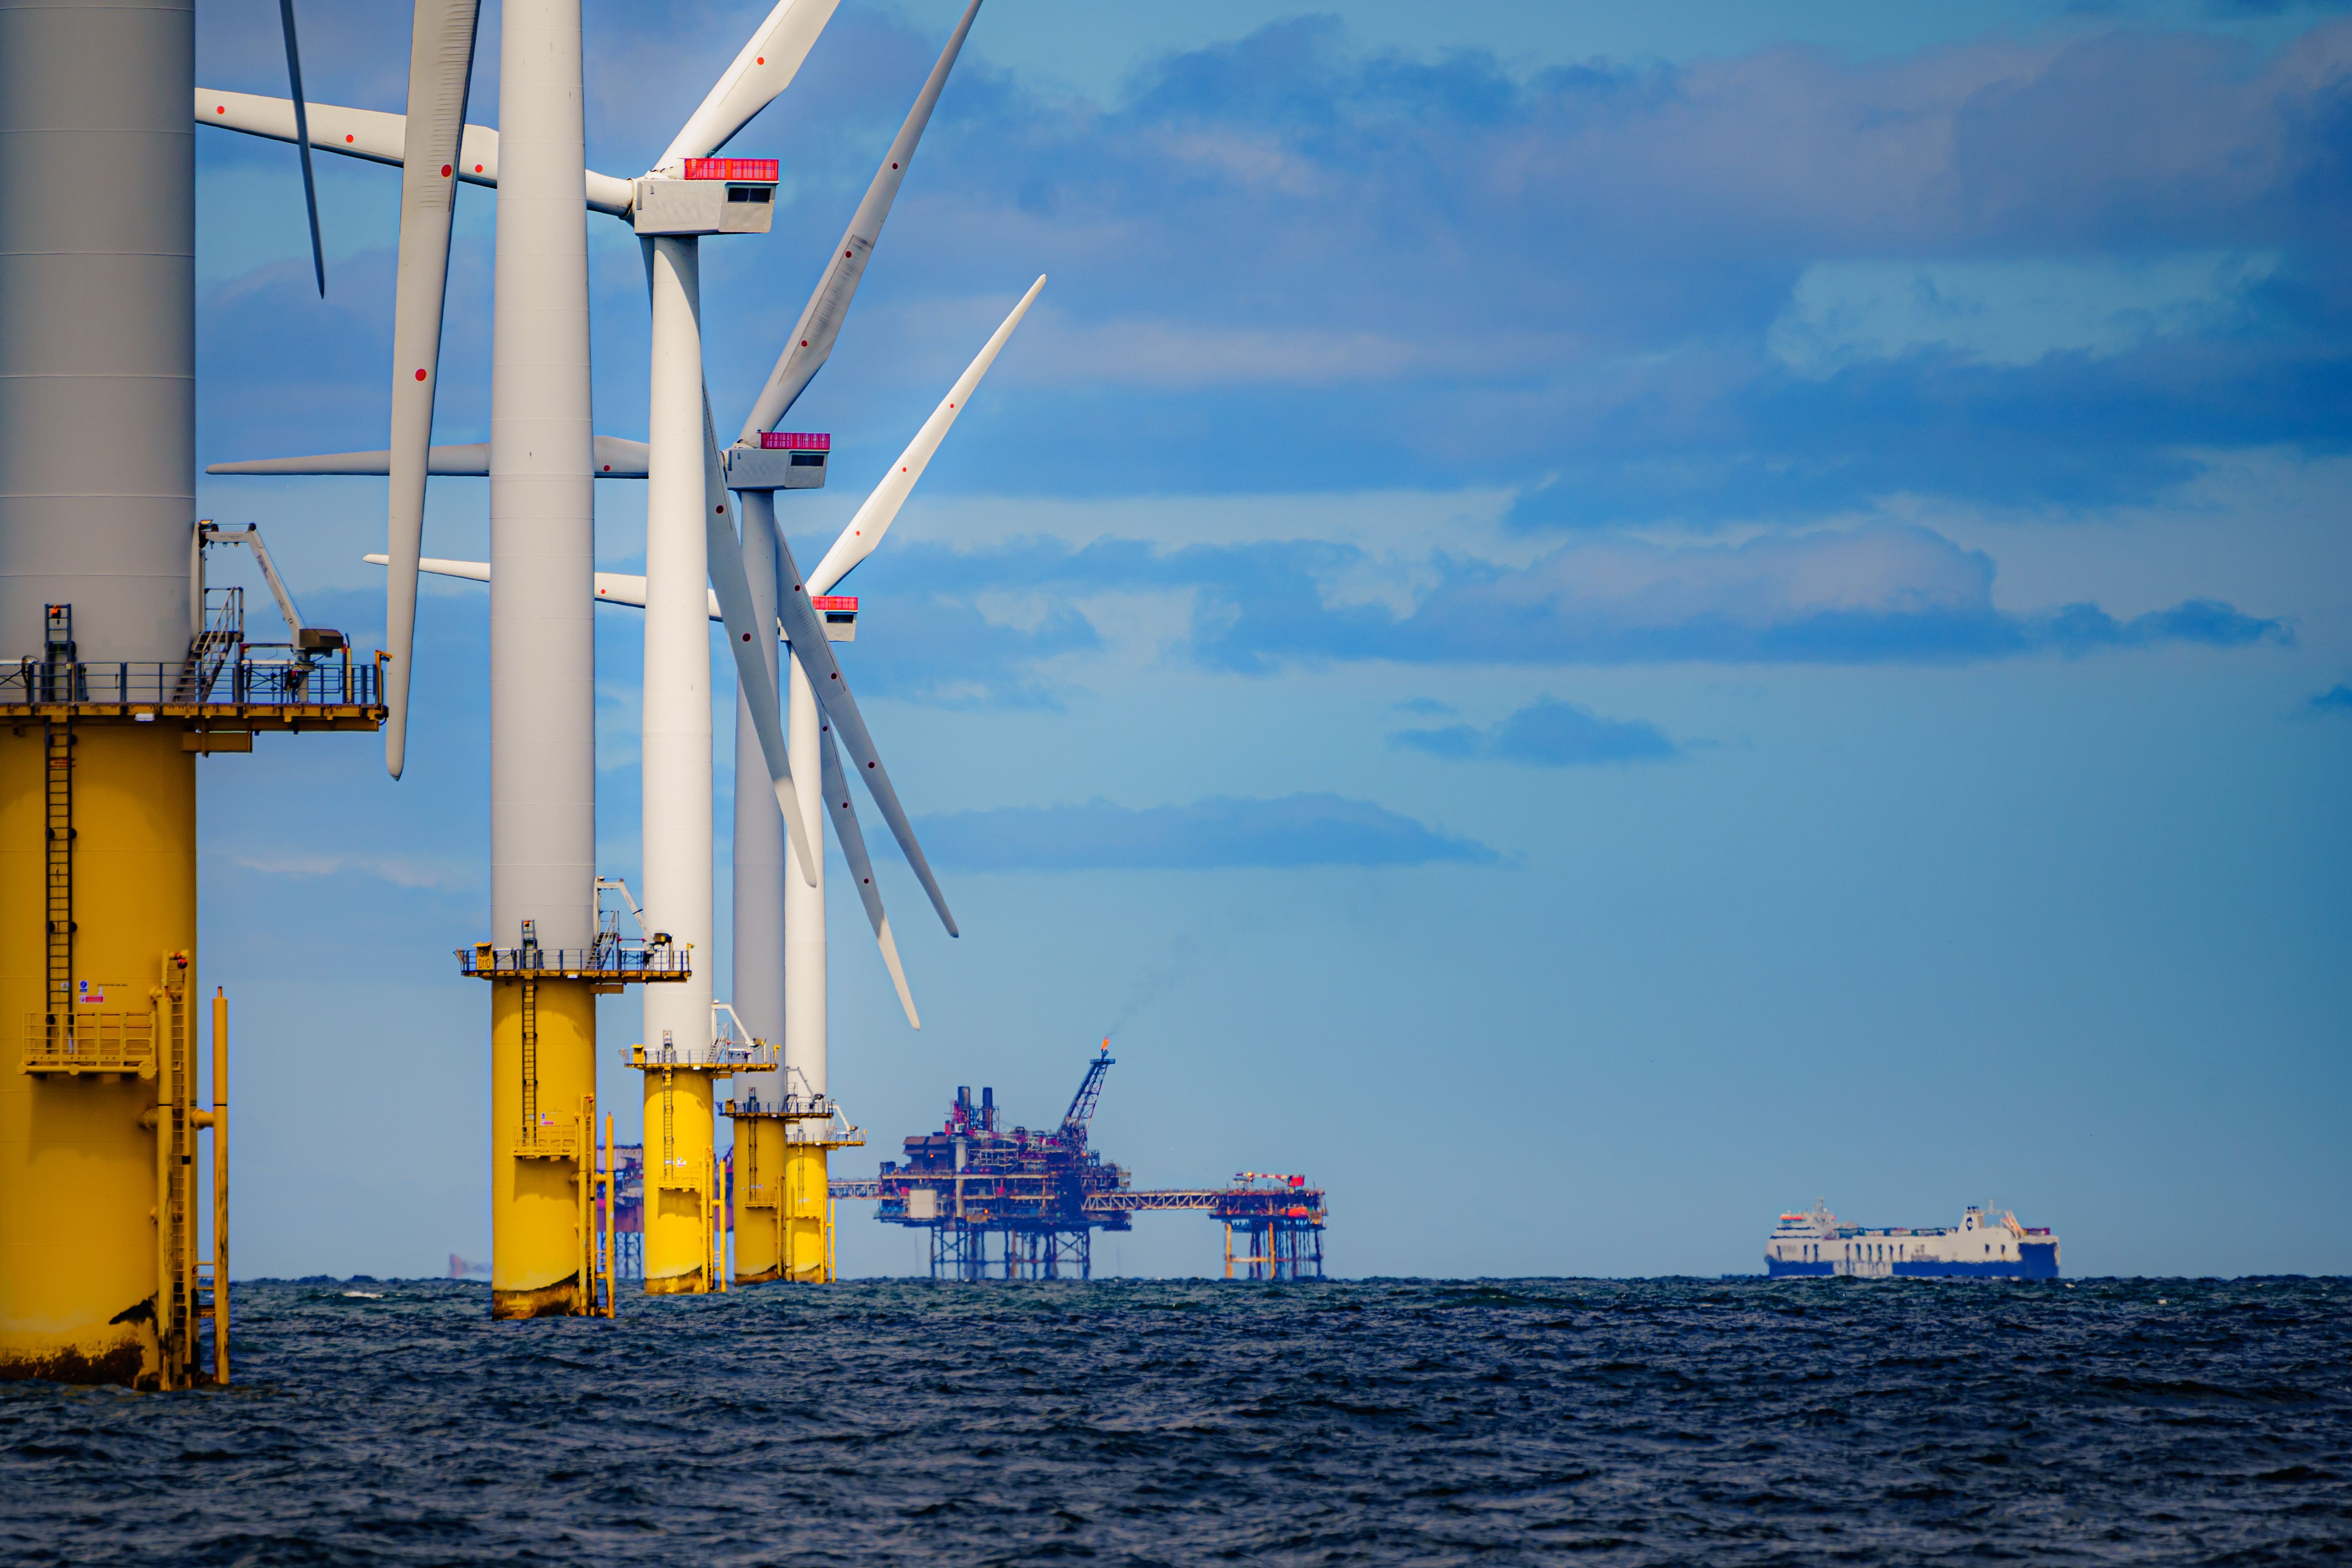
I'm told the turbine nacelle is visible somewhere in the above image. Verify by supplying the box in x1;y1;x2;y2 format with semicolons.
632;159;780;238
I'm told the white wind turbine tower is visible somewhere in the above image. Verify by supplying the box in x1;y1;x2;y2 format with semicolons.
621;0;847;1293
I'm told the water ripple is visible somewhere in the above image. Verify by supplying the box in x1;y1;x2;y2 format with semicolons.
0;1277;2347;1564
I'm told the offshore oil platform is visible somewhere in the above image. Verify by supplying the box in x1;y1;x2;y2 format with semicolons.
833;1045;1328;1281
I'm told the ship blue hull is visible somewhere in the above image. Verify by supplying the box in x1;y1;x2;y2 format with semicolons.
1766;1243;2058;1281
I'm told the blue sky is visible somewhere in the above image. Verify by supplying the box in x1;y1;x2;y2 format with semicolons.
190;0;2351;1279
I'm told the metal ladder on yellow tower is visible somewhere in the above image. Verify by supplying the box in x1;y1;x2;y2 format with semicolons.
43;721;72;1020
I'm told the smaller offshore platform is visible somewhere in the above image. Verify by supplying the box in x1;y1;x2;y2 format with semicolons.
832;1045;1327;1280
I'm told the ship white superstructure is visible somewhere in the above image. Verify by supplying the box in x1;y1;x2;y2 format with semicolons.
1766;1202;2060;1279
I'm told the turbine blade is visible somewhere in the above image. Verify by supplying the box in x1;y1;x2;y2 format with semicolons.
361;553;490;586
278;0;326;295
195;90;632;213
819;717;920;1029
209;435;646;478
738;0;984;439
657;0;840;169
199;89;409;164
701;390;821;887
766;521;958;938
807;275;1042;595
381;0;482;780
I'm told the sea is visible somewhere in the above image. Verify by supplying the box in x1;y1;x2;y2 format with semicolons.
1;1275;2346;1565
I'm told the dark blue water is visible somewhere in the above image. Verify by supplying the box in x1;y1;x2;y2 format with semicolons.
2;1276;2347;1564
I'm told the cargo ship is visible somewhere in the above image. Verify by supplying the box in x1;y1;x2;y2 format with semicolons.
1765;1201;2059;1279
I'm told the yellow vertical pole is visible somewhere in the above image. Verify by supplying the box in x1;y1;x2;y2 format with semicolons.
174;966;191;1383
712;1146;727;1294
210;986;227;1386
575;1103;589;1311
602;1113;617;1316
151;982;170;1389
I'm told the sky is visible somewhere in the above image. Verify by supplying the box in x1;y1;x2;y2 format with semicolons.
187;0;2351;1280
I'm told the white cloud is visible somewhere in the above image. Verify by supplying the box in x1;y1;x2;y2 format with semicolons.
226;850;476;892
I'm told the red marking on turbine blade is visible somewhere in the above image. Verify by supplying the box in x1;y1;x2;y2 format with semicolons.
415;369;428;381
344;134;354;143
474;164;483;173
756;56;764;64
215;106;225;114
440;164;452;176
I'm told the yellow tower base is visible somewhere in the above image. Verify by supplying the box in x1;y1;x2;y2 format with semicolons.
782;1139;831;1283
465;940;685;1320
725;1095;861;1284
0;723;198;1386
488;975;596;1319
632;1047;731;1296
729;1110;788;1283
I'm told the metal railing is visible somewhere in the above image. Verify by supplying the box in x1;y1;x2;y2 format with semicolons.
459;942;692;980
0;649;381;709
632;1036;779;1070
191;588;244;697
22;1009;156;1076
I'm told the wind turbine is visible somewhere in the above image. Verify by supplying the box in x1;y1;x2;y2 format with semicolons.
198;0;725;1315
354;11;1031;1283
201;0;993;1294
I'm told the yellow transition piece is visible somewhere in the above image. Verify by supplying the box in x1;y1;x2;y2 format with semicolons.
489;976;597;1319
732;1114;788;1283
783;1140;830;1283
0;724;193;1386
643;1066;716;1294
